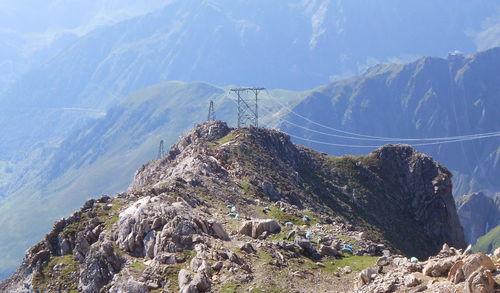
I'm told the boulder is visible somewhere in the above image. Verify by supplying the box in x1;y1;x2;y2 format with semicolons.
404;274;422;287
376;256;391;267
238;221;253;237
191;272;211;292
61;238;72;255
211;261;223;272
319;245;337;257
447;260;465;284
240;242;256;254
153;253;177;265
180;284;199;293
461;253;495;279
143;231;155;259
229;252;243;266
239;219;281;239
423;258;456;277
252;220;281;238
178;269;192;288
358;267;376;286
109;278;149;293
294;238;314;256
464;268;496;293
210;222;229;240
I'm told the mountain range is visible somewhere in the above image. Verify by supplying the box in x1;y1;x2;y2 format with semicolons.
1;48;499;280
281;47;500;198
1;0;500;281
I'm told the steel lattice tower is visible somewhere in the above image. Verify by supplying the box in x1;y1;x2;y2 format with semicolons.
230;87;265;128
207;100;215;121
157;140;165;159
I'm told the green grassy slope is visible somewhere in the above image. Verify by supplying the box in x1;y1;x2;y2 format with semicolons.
473;225;500;254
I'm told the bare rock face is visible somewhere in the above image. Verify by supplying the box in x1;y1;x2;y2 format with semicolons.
457;192;500;245
78;241;122;293
373;145;467;256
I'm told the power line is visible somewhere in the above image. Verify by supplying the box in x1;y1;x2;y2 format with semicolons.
287;132;500;148
264;89;500;141
257;103;500;147
224;93;500;148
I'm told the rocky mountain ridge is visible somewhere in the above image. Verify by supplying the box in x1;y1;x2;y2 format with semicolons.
282;47;500;198
0;121;468;292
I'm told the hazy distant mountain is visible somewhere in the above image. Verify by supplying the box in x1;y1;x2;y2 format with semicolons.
2;1;499;108
457;192;500;245
0;0;170;91
281;48;500;198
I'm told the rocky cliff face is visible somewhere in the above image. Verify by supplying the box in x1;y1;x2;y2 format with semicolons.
458;192;500;245
0;121;467;292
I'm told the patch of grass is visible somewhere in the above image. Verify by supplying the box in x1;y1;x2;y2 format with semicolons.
33;254;78;291
163;265;182;292
257;250;274;264
159;249;196;292
220;281;242;293
207;132;238;149
250;286;288;293
61;199;126;238
218;132;237;144
296;254;376;274
240;179;253;196
131;261;147;271
268;208;300;225
97;199;126;231
267;208;318;226
327;255;377;273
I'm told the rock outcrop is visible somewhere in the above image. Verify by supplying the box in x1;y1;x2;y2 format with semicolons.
0;121;471;292
372;144;467;255
356;244;500;293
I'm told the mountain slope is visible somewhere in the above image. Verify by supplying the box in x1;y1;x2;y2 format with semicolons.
281;47;500;197
0;121;466;292
473;225;500;254
457;192;500;245
0;81;306;279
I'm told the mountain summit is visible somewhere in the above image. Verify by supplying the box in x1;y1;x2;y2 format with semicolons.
1;121;467;292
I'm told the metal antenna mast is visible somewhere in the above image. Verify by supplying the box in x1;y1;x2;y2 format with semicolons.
157;140;165;159
207;100;215;121
230;87;265;127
